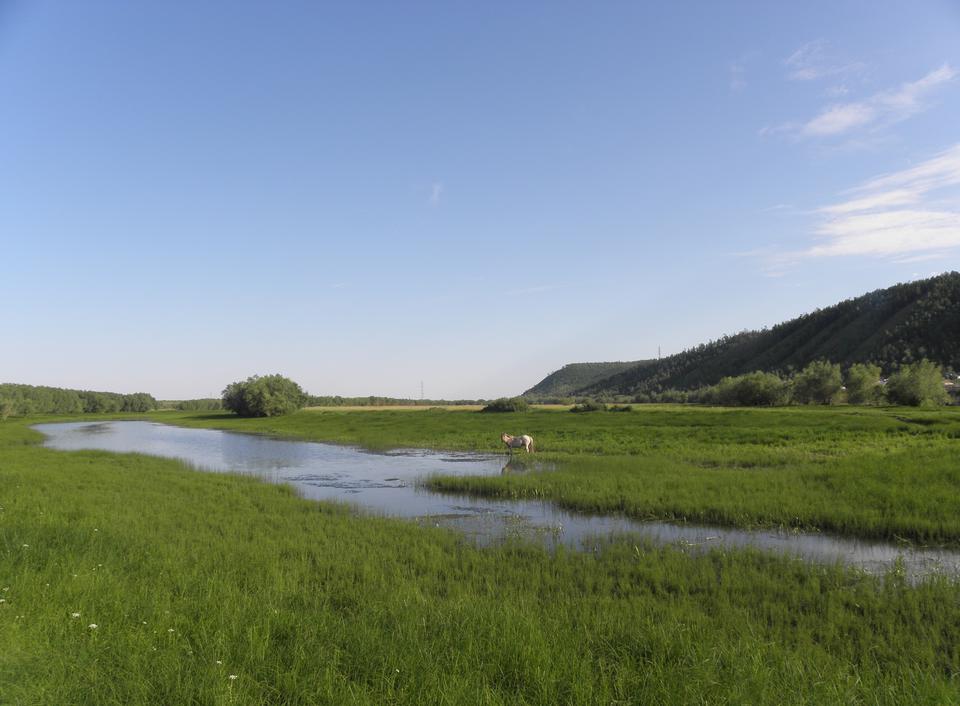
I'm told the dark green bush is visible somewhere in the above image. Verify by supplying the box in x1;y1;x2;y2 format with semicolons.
845;363;883;404
885;360;950;406
480;397;530;413
222;374;306;417
570;400;607;413
792;360;843;405
706;371;788;406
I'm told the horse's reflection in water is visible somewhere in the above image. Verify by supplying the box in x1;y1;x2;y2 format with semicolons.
502;458;534;475
502;458;558;475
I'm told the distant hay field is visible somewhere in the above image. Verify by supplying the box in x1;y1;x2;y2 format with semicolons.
304;404;573;412
304;404;485;412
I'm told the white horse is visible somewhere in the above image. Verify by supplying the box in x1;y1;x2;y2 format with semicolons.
501;432;534;453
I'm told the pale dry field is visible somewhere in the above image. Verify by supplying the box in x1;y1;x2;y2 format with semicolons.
304;404;573;412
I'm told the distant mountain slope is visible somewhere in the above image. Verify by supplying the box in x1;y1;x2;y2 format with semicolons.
523;361;648;398
524;272;960;399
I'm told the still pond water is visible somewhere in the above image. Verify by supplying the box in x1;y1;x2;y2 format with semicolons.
35;421;960;581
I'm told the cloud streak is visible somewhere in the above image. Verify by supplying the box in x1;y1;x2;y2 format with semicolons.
806;143;960;258
785;40;864;82
765;64;956;139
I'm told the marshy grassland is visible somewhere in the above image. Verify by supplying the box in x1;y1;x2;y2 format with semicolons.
2;406;959;704
154;405;960;544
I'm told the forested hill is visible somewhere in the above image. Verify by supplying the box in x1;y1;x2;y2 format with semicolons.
523;361;647;398
524;272;960;399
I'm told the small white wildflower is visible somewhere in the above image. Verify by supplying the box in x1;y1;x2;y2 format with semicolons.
167;628;175;633
2;587;8;592
93;528;99;532
142;621;147;625
21;544;28;548
216;660;223;665
228;674;238;681
88;623;98;629
71;612;81;618
0;598;6;604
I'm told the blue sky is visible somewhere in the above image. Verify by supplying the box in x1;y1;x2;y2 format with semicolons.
2;1;959;399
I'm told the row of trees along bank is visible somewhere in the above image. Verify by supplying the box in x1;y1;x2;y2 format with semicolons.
698;360;952;407
0;383;158;419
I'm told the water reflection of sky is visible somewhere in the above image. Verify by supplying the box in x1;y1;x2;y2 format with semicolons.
34;421;960;581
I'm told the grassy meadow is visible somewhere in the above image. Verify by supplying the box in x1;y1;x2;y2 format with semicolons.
1;406;959;703
151;405;960;544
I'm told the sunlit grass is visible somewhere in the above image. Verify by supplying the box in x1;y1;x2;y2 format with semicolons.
148;405;960;543
2;418;959;704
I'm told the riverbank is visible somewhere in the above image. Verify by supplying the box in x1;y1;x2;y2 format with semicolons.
147;405;960;545
2;417;959;703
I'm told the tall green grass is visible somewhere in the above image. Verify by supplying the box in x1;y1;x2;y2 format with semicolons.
150;405;960;543
2;418;959;703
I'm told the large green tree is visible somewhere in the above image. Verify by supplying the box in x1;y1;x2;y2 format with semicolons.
885;360;950;406
221;374;306;417
845;363;882;405
707;371;787;406
792;361;843;405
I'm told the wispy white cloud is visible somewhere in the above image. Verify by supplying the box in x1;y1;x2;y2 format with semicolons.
785;40;865;82
429;182;443;206
805;143;960;258
801;102;876;137
765;64;956;139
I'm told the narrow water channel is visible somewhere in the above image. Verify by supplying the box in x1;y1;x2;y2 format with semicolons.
35;421;960;581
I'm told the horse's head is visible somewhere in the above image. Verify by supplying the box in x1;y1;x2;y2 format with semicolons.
500;432;511;443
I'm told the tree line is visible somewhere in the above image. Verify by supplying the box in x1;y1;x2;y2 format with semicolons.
688;360;950;407
0;383;158;419
535;360;955;408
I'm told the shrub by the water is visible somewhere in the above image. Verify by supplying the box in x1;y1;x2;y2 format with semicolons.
705;371;788;406
885;360;950;406
221;374;306;417
791;360;843;405
571;400;607;413
480;397;530;413
845;363;883;405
